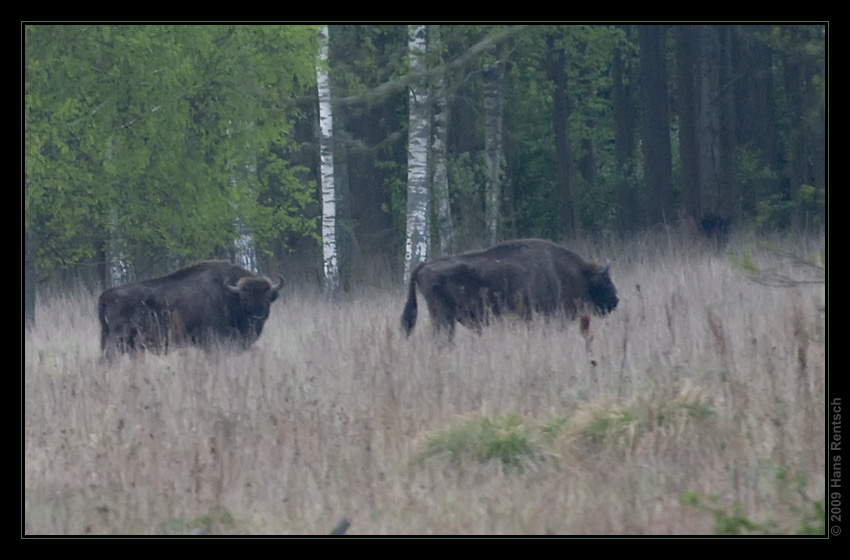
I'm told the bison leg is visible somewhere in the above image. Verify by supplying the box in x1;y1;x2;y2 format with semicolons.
423;298;457;341
434;316;457;342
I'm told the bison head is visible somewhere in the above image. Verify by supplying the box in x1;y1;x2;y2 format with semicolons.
586;260;619;316
226;274;284;322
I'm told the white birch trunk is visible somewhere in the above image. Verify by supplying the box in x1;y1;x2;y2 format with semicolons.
403;25;431;285
227;120;258;273
234;214;257;273
430;25;454;257
235;151;258;274
106;137;131;286
483;56;505;247
317;25;339;295
108;207;131;287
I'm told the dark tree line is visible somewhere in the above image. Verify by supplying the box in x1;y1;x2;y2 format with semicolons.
312;24;824;284
25;24;825;316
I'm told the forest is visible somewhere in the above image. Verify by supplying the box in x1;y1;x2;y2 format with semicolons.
24;25;826;305
24;24;827;535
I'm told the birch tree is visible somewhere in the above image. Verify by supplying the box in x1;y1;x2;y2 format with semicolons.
25;25;319;286
105;136;132;287
233;217;258;273
108;209;132;286
403;25;430;284
228;120;259;273
317;25;339;294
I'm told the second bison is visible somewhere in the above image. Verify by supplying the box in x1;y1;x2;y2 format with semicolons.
98;260;283;359
401;238;618;339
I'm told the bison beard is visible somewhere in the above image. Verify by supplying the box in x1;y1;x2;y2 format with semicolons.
401;239;618;339
98;261;283;359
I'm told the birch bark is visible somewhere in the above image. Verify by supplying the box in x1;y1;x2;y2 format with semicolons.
317;25;339;294
403;25;431;284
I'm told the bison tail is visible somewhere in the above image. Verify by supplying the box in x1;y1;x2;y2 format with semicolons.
401;267;421;336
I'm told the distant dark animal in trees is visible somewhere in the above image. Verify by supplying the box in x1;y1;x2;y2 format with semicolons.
698;214;730;247
98;261;283;359
685;212;730;248
401;239;618;340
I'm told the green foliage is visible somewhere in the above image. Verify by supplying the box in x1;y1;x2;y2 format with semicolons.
157;506;237;535
377;149;409;253
712;501;766;535
503;55;559;239
773;467;827;535
25;24;321;279
796;498;826;535
416;413;543;473
575;406;637;447
25;24;826;286
327;25;410;258
737;147;779;188
415;384;725;479
502;25;627;238
679;493;773;535
570;384;718;452
579;175;618;235
682;468;825;535
446;152;489;245
755;184;825;231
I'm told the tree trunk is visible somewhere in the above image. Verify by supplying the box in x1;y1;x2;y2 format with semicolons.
717;26;737;220
317;25;339;295
613;25;639;234
697;25;735;219
734;26;779;215
105;134;131;287
483;47;505;247
226;120;258;274
546;28;577;238
430;25;455;257
334;128;352;292
676;25;700;222
782;25;825;229
233;217;258;273
403;25;431;284
639;25;674;226
108;206;131;287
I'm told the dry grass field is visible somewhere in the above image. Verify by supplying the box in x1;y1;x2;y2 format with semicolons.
24;232;826;535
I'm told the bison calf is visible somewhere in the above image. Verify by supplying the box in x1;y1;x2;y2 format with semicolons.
99;261;283;359
401;239;618;339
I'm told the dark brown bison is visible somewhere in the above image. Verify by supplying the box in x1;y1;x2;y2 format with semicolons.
401;239;618;339
98;261;283;358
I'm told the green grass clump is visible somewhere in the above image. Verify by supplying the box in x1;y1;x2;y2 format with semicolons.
416;413;544;472
563;382;720;457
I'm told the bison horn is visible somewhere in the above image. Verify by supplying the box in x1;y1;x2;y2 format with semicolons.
225;279;241;294
271;274;284;292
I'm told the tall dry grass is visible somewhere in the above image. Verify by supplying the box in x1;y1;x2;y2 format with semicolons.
24;231;826;535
